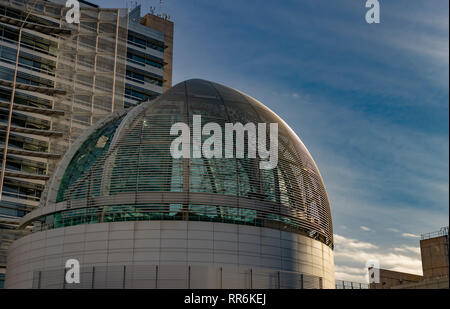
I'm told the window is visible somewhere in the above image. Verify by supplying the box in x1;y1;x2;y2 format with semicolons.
127;34;164;52
127;52;164;69
57;116;125;202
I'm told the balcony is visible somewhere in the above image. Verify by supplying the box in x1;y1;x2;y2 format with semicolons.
0;14;72;36
3;169;49;181
0;145;61;159
0;79;67;96
0;122;63;137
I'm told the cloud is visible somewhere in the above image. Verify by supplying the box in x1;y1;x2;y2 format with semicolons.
360;226;371;232
334;265;368;283
402;233;420;238
394;246;421;255
334;234;423;281
268;0;449;96
334;234;378;250
387;228;400;233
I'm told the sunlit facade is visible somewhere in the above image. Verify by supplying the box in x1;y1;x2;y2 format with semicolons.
5;79;334;288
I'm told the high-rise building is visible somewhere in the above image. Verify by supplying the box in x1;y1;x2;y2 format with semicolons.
125;4;173;107
0;0;173;287
5;79;335;289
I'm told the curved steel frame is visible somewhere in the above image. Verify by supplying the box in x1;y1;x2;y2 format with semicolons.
21;79;334;247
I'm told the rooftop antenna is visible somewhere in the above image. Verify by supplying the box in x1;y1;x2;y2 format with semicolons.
149;0;170;19
127;0;138;10
157;0;171;20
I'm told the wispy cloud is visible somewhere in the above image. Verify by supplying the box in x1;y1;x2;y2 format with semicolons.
394;246;421;255
334;234;423;281
334;234;378;250
387;228;400;233
360;226;372;232
402;233;420;239
334;265;369;283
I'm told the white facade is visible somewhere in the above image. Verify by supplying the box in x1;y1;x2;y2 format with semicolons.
6;221;334;289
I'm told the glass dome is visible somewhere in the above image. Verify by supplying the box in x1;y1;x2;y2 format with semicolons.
35;79;333;247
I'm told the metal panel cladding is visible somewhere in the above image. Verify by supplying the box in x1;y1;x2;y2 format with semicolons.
34;79;333;247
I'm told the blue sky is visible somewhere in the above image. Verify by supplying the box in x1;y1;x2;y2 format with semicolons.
97;0;449;281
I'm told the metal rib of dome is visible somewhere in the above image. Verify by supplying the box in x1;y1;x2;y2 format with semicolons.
24;79;333;247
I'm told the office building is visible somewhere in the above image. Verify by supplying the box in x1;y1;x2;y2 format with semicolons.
0;0;173;287
5;79;335;288
125;4;173;107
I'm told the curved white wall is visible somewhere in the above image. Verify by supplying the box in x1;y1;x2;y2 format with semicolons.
6;221;334;289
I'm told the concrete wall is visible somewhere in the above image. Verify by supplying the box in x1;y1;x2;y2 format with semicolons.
420;235;449;279
5;221;335;289
369;268;422;289
391;276;449;289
